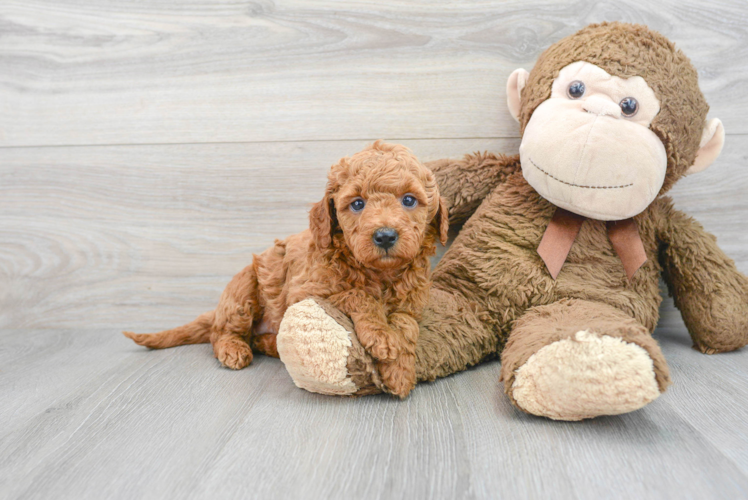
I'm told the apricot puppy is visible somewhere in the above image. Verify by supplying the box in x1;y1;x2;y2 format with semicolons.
124;141;448;398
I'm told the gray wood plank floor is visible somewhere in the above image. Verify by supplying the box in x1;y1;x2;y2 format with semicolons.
2;1;748;499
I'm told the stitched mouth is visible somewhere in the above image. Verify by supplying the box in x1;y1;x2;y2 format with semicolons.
529;158;633;190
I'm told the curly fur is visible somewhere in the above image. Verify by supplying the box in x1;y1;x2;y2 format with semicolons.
124;141;448;398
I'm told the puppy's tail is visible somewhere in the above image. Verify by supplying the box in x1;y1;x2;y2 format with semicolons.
123;310;215;349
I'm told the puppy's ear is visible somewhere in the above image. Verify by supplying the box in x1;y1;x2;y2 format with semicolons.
309;192;337;249
433;196;450;246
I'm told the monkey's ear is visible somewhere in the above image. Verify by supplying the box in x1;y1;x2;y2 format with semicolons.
687;118;725;175
309;194;337;249
507;68;530;123
433;196;450;246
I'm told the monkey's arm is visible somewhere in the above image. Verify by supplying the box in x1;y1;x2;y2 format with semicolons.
657;200;748;353
426;152;521;226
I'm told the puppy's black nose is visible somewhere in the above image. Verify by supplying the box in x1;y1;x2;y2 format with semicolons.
373;228;398;250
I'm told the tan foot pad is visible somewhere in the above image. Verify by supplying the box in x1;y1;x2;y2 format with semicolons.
277;299;359;396
511;330;660;421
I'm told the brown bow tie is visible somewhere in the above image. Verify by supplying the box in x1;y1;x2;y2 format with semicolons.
537;208;647;281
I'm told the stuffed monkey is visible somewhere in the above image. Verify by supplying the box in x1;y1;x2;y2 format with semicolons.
275;22;748;420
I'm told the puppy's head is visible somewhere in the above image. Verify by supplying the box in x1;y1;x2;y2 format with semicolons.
310;141;449;270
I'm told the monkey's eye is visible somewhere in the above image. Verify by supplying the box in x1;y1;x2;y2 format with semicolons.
567;81;586;99
349;198;366;212
401;194;418;208
619;97;639;117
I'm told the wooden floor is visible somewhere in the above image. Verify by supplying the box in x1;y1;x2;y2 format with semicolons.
2;1;748;499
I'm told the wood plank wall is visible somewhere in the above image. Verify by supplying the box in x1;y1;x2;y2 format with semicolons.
1;0;747;332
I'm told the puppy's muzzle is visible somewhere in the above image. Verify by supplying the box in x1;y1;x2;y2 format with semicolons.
373;227;398;250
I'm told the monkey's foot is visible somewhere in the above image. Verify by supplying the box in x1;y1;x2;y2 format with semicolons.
501;299;671;421
508;330;662;420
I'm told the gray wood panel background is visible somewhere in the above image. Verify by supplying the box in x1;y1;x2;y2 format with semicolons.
1;1;747;499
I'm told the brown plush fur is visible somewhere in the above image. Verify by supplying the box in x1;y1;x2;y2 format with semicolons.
421;23;748;393
124;141;449;398
311;23;747;413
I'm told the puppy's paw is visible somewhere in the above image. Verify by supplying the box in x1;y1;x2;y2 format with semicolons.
355;324;400;361
367;336;400;362
214;336;253;370
378;357;416;398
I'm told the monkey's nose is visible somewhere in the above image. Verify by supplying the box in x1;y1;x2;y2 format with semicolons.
582;95;621;118
373;228;398;250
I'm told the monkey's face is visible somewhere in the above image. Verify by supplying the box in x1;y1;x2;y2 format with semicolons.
518;62;667;221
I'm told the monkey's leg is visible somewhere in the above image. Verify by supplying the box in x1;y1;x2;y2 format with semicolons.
276;288;499;396
501;299;671;421
210;264;261;370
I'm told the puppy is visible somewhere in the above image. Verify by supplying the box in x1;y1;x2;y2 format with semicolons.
124;141;448;398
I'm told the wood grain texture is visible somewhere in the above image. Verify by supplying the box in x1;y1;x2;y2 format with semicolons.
1;0;747;146
2;326;748;500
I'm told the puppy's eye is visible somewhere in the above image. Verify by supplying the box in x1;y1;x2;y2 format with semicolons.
567;81;585;99
619;97;639;117
349;198;365;212
401;195;418;208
